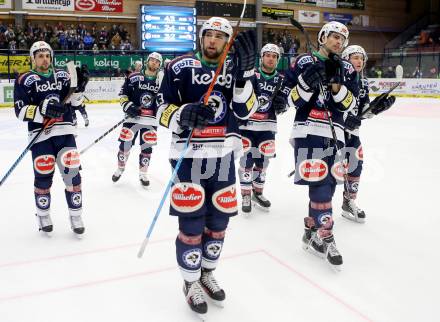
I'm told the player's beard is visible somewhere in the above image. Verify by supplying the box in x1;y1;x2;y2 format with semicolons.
147;65;158;74
203;45;223;60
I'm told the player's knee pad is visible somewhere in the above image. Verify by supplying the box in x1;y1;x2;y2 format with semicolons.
202;227;226;270
309;184;334;203
117;149;130;168
205;214;229;232
344;175;360;199
34;176;53;190
139;152;151;171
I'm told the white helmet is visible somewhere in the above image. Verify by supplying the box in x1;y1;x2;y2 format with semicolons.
261;43;280;59
199;17;233;50
318;21;349;48
147;52;163;66
342;45;368;68
30;41;53;64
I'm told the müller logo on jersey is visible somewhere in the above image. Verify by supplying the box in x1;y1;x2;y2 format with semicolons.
192;69;232;88
36;81;62;93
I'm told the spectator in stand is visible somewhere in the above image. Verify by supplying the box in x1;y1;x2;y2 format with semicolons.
412;66;422;78
428;67;439;78
119;26;128;41
78;41;85;54
383;66;395;78
277;42;284;56
59;31;68;51
92;43;99;54
111;32;122;49
0;31;7;49
98;26;108;49
83;32;94;50
120;39;133;54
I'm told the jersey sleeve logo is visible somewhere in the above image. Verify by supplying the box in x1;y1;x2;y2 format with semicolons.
172;58;202;75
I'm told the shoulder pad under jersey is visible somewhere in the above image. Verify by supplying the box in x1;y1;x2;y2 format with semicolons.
19;72;40;87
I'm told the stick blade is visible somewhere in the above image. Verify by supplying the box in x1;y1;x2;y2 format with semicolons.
290;17;304;32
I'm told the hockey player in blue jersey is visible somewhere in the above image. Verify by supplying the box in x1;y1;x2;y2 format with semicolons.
112;52;163;187
284;22;359;269
14;41;84;237
340;45;396;223
238;43;288;213
71;64;90;127
156;17;258;317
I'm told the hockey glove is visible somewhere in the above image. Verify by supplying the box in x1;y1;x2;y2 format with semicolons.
298;63;326;92
39;98;66;119
325;53;344;85
178;103;215;130
345;113;362;131
272;94;288;115
369;95;396;115
233;30;257;84
76;66;90;93
123;101;141;118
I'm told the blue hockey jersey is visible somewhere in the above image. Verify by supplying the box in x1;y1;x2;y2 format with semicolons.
156;52;259;159
119;71;161;126
14;68;75;143
284;52;359;142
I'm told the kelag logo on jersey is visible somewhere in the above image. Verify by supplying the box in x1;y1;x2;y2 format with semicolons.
192;69;232;88
199;91;227;124
36;81;62;93
139;82;158;92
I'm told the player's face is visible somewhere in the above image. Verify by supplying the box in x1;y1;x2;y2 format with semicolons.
34;51;51;72
349;53;364;73
147;58;161;73
325;32;345;54
203;30;228;61
262;52;278;72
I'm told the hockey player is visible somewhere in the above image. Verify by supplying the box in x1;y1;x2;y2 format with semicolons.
156;17;258;317
283;22;359;269
14;41;85;236
112;52;163;187
238;43;288;213
71;64;90;127
340;45;396;223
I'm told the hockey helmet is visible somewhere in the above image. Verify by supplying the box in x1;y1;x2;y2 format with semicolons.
199;17;233;49
30;41;53;64
147;52;163;66
342;45;368;68
318;21;349;48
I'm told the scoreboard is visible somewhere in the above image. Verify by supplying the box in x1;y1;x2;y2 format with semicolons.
140;5;197;53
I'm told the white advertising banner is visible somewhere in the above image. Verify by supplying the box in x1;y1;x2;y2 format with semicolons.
0;0;12;9
22;0;74;11
298;10;320;24
316;0;337;8
368;78;440;97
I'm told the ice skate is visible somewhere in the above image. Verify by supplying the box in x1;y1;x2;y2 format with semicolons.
83;115;89;127
241;194;251;214
341;196;366;223
36;213;53;237
112;168;124;182
319;232;343;271
302;217;324;258
70;215;85;238
139;172;150;187
183;280;208;320
200;268;225;307
252;191;271;211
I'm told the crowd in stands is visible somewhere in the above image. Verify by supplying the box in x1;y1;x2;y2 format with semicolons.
263;29;301;58
368;65;439;78
0;21;134;53
418;26;440;47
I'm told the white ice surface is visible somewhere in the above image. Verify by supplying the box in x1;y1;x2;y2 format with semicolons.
0;98;439;322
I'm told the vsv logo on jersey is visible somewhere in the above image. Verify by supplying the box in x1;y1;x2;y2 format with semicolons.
171;183;205;213
192;69;232;88
35;81;62;93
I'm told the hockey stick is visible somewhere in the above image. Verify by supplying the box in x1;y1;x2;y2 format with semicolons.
287;19;350;190
137;1;248;259
79;116;128;154
0;61;78;187
361;64;403;117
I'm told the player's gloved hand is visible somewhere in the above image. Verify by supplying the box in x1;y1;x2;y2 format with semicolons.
123;101;141;118
325;53;344;84
272;94;288;115
39;98;66;119
298;63;326;92
233;30;257;84
178;103;215;130
345;113;362;131
76;66;90;92
369;95;396;115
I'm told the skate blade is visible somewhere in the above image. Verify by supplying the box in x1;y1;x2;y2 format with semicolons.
341;211;365;224
73;232;84;239
252;202;270;212
40;231;53;238
328;262;343;272
195;312;207;321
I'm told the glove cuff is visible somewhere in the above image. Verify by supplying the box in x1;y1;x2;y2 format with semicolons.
298;74;312;92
